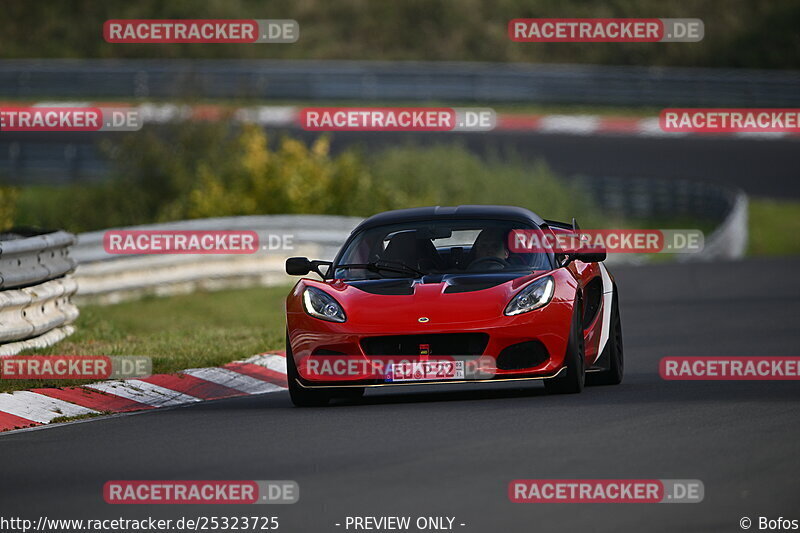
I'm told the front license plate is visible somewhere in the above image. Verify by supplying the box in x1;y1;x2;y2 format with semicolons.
386;360;465;382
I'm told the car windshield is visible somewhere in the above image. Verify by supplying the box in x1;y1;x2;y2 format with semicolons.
333;219;552;280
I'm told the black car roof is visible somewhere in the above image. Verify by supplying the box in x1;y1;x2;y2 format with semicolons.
352;205;546;233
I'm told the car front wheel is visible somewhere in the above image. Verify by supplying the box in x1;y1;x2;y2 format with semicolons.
286;336;331;407
544;299;586;394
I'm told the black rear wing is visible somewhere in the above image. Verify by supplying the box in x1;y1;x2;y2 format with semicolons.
542;217;580;231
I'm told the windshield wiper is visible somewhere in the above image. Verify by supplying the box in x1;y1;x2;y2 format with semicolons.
336;260;424;278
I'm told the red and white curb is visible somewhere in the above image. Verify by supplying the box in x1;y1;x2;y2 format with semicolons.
0;352;287;433
3;102;798;140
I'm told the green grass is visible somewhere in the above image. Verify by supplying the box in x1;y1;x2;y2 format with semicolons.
1;285;292;394
748;198;800;256
50;412;110;424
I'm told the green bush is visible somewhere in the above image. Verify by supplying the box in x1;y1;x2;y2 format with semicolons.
128;123;388;220
369;144;602;226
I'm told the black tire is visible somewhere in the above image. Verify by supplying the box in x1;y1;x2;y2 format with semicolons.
544;299;586;394
286;336;331;407
586;288;624;386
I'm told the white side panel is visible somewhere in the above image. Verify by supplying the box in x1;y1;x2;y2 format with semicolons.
596;264;614;355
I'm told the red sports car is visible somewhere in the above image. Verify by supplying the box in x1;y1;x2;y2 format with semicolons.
284;205;623;406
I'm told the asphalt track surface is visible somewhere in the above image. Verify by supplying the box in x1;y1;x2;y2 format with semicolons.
2;257;799;532
3;129;799;198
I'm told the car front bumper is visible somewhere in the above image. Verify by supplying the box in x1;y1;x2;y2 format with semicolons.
287;300;574;387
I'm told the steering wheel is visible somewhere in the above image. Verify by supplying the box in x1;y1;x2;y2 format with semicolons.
467;256;508;271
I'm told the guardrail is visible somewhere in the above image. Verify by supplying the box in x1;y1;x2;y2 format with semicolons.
0;230;79;356
572;175;748;262
71;215;361;304
2;59;798;106
688;190;748;261
0;230;75;289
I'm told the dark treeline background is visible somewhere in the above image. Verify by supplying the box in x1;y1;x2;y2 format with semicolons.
1;0;798;68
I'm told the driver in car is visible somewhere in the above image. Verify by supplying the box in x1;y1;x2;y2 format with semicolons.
468;228;510;270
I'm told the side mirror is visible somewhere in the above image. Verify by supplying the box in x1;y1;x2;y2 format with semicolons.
285;257;332;278
573;251;606;263
286;257;312;275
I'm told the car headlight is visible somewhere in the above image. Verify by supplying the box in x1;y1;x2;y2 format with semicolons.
504;276;555;316
302;287;347;322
